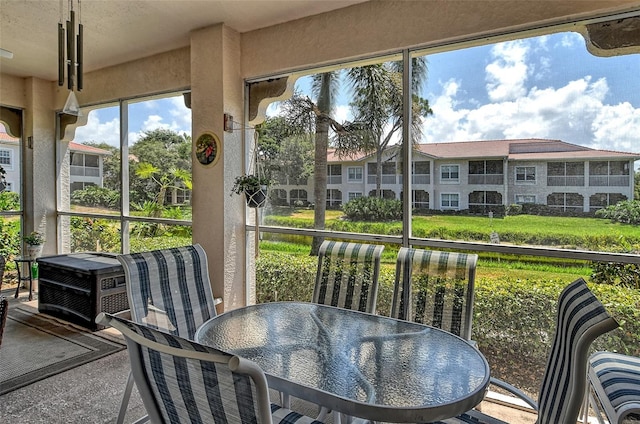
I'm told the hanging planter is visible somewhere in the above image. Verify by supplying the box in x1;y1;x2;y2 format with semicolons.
231;175;270;208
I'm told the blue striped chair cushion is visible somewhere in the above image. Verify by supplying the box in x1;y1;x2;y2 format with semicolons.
313;241;385;313
118;244;218;340
436;278;617;424
110;314;325;424
392;248;477;340
589;351;640;417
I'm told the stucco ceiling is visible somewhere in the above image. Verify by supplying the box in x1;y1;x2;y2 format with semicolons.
0;0;368;82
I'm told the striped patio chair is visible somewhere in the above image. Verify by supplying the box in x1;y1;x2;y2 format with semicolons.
0;295;8;347
435;277;619;424
309;241;384;420
391;248;477;340
97;313;325;424
312;241;385;313
584;351;640;423
116;244;221;424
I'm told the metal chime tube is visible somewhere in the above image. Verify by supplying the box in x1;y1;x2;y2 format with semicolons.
66;9;75;90
58;23;65;86
77;22;83;90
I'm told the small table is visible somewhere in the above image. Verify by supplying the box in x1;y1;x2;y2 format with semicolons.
14;257;35;301
195;302;490;423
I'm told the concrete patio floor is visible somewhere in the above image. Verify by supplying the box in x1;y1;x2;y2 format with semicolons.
0;287;540;424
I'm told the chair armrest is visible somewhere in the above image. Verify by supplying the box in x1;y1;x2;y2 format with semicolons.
489;377;538;411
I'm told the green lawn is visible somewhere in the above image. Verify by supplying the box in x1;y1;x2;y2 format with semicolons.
261;209;639;281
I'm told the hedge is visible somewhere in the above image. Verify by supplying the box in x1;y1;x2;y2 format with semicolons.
256;251;640;395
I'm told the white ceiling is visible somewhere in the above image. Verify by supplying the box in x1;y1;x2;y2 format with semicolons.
0;0;368;82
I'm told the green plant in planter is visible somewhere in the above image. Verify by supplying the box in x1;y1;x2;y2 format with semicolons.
230;175;271;195
23;231;45;246
231;175;271;208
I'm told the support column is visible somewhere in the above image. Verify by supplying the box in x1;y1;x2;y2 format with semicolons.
191;24;245;310
24;78;56;256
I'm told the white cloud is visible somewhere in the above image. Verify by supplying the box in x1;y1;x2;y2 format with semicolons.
485;41;529;102
74;110;120;146
423;39;640;154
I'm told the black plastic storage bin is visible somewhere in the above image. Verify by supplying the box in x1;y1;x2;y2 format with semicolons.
37;252;129;330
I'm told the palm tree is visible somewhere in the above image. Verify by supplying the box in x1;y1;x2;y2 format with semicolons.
279;58;431;255
339;57;432;197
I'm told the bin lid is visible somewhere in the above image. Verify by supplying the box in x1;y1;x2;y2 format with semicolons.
36;252;122;274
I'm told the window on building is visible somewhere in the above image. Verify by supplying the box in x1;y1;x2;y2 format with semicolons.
327;164;342;184
440;165;459;182
441;193;459;209
515;166;536;183
290;189;308;205
469;160;503;184
589;161;630;186
348;192;363;201
412;190;429;210
348;167;363;182
368;189;396;199
547;192;584;211
368;162;397;184
469;191;502;213
589;193;627;211
327;189;342;208
413;161;430;184
515;194;536;204
0;149;12;168
547;162;585;186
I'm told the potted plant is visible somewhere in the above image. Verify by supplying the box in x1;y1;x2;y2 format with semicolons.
231;174;270;208
24;231;45;259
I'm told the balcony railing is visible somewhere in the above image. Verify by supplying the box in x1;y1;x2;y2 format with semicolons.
327;175;342;185
589;175;629;186
367;175;397;184
70;166;100;177
412;174;430;185
468;174;504;185
547;176;585;186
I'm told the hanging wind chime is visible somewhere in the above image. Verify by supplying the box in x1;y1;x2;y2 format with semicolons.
58;0;83;116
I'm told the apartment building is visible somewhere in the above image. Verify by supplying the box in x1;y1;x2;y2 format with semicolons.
1;129;110;194
272;139;640;213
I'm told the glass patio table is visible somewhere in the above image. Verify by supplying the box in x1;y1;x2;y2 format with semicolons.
195;301;490;423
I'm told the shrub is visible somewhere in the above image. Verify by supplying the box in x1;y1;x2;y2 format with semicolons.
591;260;640;289
595;199;640;224
506;203;523;216
71;186;120;208
0;218;20;258
0;191;20;211
342;196;402;221
70;217;120;251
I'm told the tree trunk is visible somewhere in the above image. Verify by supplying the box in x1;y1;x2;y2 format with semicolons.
311;116;329;255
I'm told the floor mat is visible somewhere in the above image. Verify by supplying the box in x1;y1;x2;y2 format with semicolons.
0;304;125;395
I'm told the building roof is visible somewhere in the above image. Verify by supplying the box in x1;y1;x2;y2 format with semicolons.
328;138;640;163
1;130;110;155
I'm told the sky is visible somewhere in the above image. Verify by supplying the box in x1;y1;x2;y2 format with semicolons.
74;31;640;156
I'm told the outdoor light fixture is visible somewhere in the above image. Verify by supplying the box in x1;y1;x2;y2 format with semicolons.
58;0;83;116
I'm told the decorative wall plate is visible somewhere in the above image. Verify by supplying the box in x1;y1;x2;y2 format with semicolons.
195;132;221;166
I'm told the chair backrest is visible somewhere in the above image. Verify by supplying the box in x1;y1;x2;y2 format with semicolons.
118;244;218;340
536;277;619;424
97;313;273;424
312;241;385;313
391;248;477;340
0;296;8;347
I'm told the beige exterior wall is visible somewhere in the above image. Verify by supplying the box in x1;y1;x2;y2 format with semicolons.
1;0;639;308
